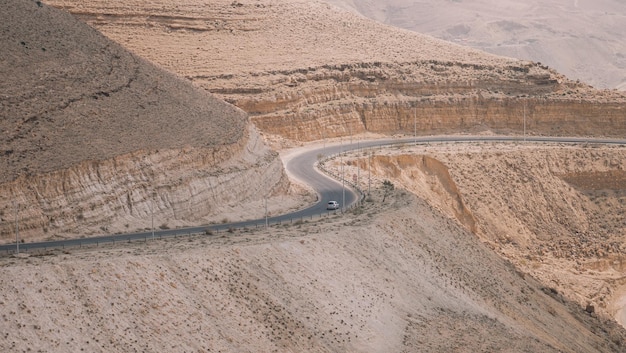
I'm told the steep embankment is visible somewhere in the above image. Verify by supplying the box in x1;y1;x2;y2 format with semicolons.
46;0;626;143
1;189;625;352
0;0;289;242
326;142;626;325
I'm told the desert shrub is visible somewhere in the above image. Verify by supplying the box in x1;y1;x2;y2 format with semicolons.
382;180;395;202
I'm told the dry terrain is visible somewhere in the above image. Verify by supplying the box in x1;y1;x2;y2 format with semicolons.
2;159;626;352
0;0;292;241
44;0;626;146
324;141;626;326
1;0;626;351
326;0;626;91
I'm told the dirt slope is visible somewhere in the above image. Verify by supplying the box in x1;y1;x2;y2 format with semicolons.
1;0;626;351
0;0;292;241
0;0;246;183
44;0;626;146
325;141;626;328
2;187;625;352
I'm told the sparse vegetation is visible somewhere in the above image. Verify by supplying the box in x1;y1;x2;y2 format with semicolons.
382;179;395;202
2;0;626;352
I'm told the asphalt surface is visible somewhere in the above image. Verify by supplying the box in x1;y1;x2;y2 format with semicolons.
2;135;626;253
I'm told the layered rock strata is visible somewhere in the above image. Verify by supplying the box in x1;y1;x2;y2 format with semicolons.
224;61;626;141
327;144;626;320
46;0;626;142
0;125;288;243
0;0;288;242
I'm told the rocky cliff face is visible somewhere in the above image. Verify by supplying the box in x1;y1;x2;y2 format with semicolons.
206;61;626;142
0;0;289;243
44;0;626;143
0;125;288;243
327;143;626;321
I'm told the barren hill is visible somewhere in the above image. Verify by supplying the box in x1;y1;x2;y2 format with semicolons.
46;0;626;146
0;0;291;241
2;182;626;352
2;0;626;352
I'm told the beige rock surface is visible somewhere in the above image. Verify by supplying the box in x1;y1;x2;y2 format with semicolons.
0;0;294;241
324;140;626;328
2;180;625;352
2;0;626;351
45;0;626;144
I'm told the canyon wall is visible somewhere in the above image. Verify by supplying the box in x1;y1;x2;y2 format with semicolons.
44;0;626;144
1;0;292;244
0;126;289;244
200;61;626;142
328;144;626;320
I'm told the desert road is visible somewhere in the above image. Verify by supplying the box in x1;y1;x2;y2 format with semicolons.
1;135;625;252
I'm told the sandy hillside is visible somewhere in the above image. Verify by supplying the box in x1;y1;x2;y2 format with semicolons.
45;0;515;77
0;0;297;242
1;0;626;351
0;0;251;183
324;141;626;328
42;0;626;148
2;179;625;352
325;0;626;90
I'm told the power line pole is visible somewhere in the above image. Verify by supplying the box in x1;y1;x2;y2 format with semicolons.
14;200;19;254
368;152;371;196
523;103;527;142
341;137;345;212
151;202;154;240
414;106;417;145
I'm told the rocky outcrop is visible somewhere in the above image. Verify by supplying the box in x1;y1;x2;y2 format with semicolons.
0;0;289;243
0;125;289;243
205;61;626;141
339;153;477;234
44;0;626;144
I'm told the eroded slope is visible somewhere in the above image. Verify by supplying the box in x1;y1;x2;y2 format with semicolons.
1;189;624;352
327;142;626;327
45;0;626;144
0;0;290;242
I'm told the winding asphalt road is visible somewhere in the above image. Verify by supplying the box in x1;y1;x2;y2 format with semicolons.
2;135;625;253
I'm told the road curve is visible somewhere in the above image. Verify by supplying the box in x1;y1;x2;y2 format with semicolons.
2;135;626;253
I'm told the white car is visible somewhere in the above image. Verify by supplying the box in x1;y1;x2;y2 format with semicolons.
326;201;339;210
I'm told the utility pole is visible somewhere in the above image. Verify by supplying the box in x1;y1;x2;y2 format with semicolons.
265;197;268;228
357;156;360;193
341;137;345;212
414;106;417;145
151;202;154;240
523;103;526;142
368;152;371;196
342;160;345;212
14;201;19;254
